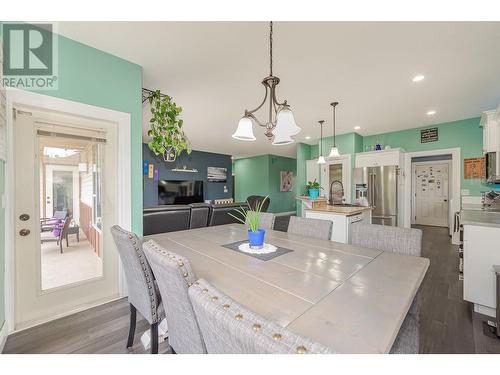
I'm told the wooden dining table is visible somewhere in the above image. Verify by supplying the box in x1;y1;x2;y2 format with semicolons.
145;223;430;353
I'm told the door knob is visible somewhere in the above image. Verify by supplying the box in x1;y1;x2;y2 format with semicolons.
19;213;30;221
19;229;31;237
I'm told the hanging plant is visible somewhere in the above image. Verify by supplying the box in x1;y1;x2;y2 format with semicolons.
147;90;191;162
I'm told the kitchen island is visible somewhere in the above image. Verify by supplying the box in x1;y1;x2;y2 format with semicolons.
305;205;372;243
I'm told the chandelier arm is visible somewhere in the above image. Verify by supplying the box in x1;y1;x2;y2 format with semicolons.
245;84;269;116
271;83;287;107
246;112;267;128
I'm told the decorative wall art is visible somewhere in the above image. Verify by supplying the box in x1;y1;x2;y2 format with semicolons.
464;157;485;179
280;171;293;192
207;166;227;182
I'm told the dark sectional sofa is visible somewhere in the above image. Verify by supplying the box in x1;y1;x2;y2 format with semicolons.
143;202;249;236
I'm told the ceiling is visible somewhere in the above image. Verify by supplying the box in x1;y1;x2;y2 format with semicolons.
57;21;500;158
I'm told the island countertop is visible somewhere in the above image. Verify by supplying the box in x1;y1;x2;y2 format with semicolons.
460;209;500;228
306;205;373;216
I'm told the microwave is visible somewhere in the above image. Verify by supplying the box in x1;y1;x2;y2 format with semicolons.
485;152;500;184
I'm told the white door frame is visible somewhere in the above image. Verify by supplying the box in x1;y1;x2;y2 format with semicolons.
44;164;80;223
320;154;352;203
403;147;460;235
411;159;452;226
4;88;132;333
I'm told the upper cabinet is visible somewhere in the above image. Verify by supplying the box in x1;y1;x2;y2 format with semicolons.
480;108;500;153
355;148;405;168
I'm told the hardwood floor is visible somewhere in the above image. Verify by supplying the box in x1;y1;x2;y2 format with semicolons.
415;225;500;353
2;299;172;354
3;224;499;354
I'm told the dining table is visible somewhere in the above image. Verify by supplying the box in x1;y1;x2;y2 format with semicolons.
144;223;430;353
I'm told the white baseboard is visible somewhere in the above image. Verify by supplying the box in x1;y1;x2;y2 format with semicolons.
0;320;9;353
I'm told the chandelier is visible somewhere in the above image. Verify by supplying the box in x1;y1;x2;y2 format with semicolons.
232;21;301;145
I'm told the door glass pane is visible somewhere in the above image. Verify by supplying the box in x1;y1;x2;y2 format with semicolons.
39;134;104;291
329;163;343;203
52;170;73;216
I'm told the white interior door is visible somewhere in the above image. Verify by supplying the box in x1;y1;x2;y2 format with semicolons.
413;162;450;227
13;107;120;330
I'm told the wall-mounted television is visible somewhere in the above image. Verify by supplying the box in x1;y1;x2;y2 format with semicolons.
158;180;204;205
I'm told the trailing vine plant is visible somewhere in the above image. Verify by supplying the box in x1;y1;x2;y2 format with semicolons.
147;90;191;162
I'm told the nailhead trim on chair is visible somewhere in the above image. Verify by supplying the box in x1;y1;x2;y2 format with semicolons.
114;226;160;323
192;282;311;354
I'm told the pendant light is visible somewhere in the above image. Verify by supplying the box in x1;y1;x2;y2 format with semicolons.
317;120;326;164
232;21;301;144
328;101;340;158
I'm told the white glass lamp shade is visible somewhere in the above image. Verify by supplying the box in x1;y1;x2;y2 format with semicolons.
328;146;340;158
317;155;326;164
232;117;256;141
273;107;301;137
272;130;294;145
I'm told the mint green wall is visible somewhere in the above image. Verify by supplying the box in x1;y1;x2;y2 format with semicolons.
296;117;490;207
234;154;297;213
296;143;311;216
268;155;297;213
234;155;270;202
362;117;488;196
31;31;144;234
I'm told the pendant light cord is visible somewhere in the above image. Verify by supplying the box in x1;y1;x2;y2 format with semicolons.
331;102;339;148
269;21;273;77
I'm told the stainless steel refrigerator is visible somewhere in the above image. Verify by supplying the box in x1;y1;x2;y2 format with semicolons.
354;166;398;226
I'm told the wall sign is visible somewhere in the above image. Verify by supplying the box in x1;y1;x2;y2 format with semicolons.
207;166;227;182
464;157;486;179
420;128;438;143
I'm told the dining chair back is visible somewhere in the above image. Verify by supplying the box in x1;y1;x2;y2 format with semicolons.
143;240;206;354
111;225;164;353
188;279;335;354
287;216;332;241
350;223;422;256
246;212;275;231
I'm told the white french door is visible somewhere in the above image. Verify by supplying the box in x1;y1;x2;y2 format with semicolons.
13;106;121;330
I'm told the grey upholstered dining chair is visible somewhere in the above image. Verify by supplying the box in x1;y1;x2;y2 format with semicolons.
245;212;275;231
188;279;335;354
350;222;423;354
287;216;332;241
111;225;165;354
143;240;206;354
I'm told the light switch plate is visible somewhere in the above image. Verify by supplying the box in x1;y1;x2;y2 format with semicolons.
461;189;470;196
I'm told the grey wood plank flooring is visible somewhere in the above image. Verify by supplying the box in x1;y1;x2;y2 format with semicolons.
2;224;499;354
415;225;499;354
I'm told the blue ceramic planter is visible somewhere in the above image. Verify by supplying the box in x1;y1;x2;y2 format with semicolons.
309;188;319;199
248;228;266;248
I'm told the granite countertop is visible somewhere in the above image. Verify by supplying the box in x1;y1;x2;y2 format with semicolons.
306;205;373;216
460;210;500;228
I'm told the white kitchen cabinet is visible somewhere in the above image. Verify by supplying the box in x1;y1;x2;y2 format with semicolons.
463;224;500;317
355;148;405;168
306;159;320;185
480;109;499;153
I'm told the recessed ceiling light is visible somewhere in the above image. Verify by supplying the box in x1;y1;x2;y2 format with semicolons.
305;136;311;140
412;75;425;82
354;126;361;130
426;110;436;116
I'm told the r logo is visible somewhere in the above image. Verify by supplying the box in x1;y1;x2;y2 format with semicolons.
3;23;53;76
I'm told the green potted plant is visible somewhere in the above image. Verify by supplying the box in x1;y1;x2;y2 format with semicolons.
147;90;191;162
306;179;322;199
229;196;269;248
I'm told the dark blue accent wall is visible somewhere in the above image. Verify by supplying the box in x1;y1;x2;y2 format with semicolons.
143;144;233;207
